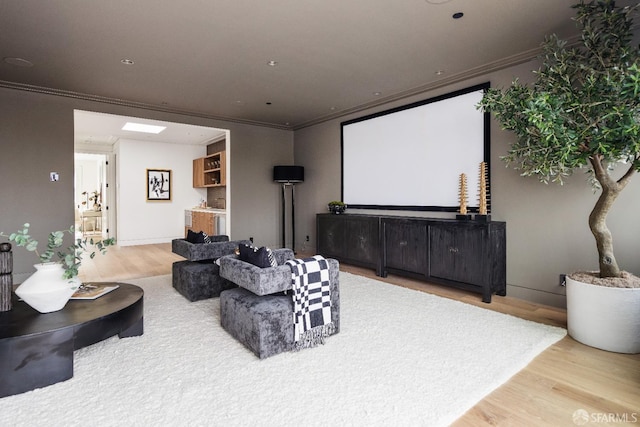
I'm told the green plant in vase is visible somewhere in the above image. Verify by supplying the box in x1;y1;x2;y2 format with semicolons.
1;223;116;313
328;201;347;214
3;223;115;279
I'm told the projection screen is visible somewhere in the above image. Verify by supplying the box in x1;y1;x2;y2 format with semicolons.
341;83;490;212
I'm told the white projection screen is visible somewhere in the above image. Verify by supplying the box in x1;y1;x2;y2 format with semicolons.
341;83;490;212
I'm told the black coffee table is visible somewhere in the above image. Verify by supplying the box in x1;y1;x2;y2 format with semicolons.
0;282;143;397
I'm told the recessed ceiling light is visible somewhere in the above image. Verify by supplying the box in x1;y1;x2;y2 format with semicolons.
122;122;166;134
452;12;464;19
435;70;445;75
425;0;452;4
121;58;135;65
267;60;278;66
3;57;33;67
373;92;382;96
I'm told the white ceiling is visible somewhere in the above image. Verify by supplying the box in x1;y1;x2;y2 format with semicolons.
1;0;626;132
74;110;227;146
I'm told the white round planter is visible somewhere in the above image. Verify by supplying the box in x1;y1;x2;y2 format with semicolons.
15;263;81;313
566;276;640;354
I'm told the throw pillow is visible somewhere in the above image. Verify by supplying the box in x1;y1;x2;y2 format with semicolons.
238;243;254;260
266;247;278;267
202;231;212;243
239;244;277;268
186;229;205;244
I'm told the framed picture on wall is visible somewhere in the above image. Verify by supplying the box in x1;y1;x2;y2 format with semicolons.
147;169;172;201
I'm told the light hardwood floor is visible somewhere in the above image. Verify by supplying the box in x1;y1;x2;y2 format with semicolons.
79;243;640;426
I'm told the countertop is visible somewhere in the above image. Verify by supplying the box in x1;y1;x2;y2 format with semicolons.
187;207;226;214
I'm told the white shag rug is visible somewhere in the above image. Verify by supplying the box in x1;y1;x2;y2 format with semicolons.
0;272;566;427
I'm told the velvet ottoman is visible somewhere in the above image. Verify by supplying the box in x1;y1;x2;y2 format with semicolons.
172;261;236;302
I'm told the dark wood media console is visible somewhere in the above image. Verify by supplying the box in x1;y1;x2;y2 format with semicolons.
317;213;506;302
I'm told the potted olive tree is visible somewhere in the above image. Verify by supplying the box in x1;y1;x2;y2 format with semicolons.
479;0;640;353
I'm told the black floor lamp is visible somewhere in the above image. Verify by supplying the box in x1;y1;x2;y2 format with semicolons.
273;166;304;251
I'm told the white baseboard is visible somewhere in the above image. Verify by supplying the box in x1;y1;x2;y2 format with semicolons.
117;236;181;247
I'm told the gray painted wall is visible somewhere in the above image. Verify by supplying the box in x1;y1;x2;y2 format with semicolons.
293;59;640;308
0;89;76;279
2;51;639;309
0;87;293;279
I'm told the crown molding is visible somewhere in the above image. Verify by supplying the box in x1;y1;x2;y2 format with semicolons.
293;46;542;130
0;30;599;132
0;80;292;131
292;30;595;130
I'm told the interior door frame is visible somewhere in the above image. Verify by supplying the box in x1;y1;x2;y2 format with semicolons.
74;149;116;240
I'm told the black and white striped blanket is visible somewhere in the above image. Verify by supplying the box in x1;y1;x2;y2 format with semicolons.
286;255;334;350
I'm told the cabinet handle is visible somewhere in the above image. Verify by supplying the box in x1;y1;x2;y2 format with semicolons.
399;241;408;247
449;247;459;253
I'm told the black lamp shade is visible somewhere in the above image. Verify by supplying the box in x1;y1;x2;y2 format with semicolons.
273;165;304;183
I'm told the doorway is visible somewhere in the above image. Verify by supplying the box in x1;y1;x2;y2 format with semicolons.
74;110;230;246
74;153;110;239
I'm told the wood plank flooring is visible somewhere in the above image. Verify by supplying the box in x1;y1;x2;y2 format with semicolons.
78;243;640;426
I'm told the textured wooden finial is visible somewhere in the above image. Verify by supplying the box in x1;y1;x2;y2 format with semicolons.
459;173;468;214
0;243;12;312
478;162;488;215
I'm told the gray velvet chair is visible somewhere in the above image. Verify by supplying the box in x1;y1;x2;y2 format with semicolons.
171;236;251;301
218;248;297;296
219;250;340;359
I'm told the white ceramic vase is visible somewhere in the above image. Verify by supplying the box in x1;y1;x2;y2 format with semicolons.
566;275;640;354
15;263;81;313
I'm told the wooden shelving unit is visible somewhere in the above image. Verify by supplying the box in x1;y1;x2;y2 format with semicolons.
193;151;225;188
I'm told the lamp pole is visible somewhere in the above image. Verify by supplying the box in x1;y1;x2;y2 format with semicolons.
291;183;296;253
280;182;297;253
281;183;286;249
273;166;304;253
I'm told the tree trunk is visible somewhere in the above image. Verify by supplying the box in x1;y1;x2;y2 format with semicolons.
588;155;636;278
588;184;621;278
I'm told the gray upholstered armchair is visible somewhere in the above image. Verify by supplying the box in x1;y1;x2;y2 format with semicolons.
218;248;295;296
218;249;341;358
172;236;249;262
171;236;251;301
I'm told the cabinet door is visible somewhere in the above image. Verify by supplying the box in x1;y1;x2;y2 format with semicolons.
190;211;215;235
384;219;427;275
317;215;346;258
190;211;204;233
193;158;205;187
345;216;379;265
429;225;484;284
